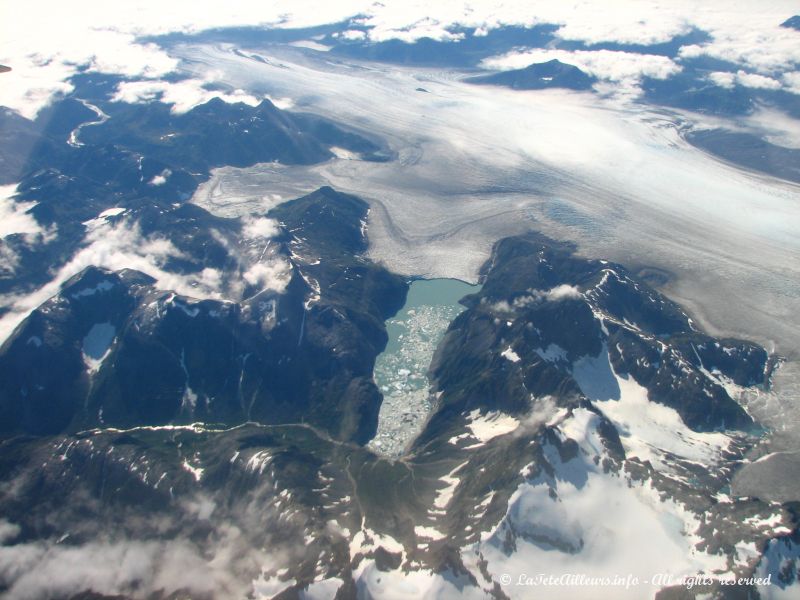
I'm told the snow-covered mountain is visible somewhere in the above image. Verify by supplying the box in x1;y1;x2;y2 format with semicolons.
1;5;800;599
0;217;796;599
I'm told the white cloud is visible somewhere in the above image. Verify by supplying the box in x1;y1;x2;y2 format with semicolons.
480;48;681;98
337;29;367;41
0;208;293;344
0;185;57;277
59;220;228;300
744;107;800;149
483;48;682;81
264;94;294;110
112;79;262;113
708;71;736;89
736;71;781;90
347;1;691;46
0;58;77;120
517;396;562;433
488;285;582;313
679;23;800;74
242;216;281;239
0;243;21;278
0;527;279;600
0;28;178;119
0;185;44;239
243;261;291;289
708;69;783;91
337;0;800;86
362;17;465;43
541;284;582;302
0;0;364;118
0;521;20;545
2;1;800;118
555;11;692;46
733;70;782;90
288;40;332;52
783;71;800;94
86;34;179;78
217;215;290;296
183;496;217;521
149;169;171;186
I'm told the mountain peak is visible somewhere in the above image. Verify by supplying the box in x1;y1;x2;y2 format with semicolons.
467;59;596;91
781;15;800;29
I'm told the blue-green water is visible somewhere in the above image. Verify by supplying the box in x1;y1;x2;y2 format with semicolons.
369;278;479;457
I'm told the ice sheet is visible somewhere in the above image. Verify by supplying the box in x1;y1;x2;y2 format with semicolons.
183;44;800;368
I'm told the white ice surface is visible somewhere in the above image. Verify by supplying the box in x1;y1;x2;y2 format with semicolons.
180;459;204;482
466;410;520;443
501;346;520;363
573;344;732;471
468;408;729;600
299;578;343;600
181;45;800;374
184;40;800;477
82;322;116;374
182;44;800;476
98;207;126;218
432;461;468;511
354;560;484;600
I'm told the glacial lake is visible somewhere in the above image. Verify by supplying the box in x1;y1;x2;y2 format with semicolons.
368;278;479;458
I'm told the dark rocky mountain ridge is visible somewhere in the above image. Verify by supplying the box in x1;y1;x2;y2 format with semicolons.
0;187;407;443
1;226;794;599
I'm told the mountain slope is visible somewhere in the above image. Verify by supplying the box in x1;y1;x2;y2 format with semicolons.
0;229;793;600
0;187;407;443
467;59;597;91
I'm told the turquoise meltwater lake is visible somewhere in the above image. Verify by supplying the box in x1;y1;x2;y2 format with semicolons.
368;278;479;457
